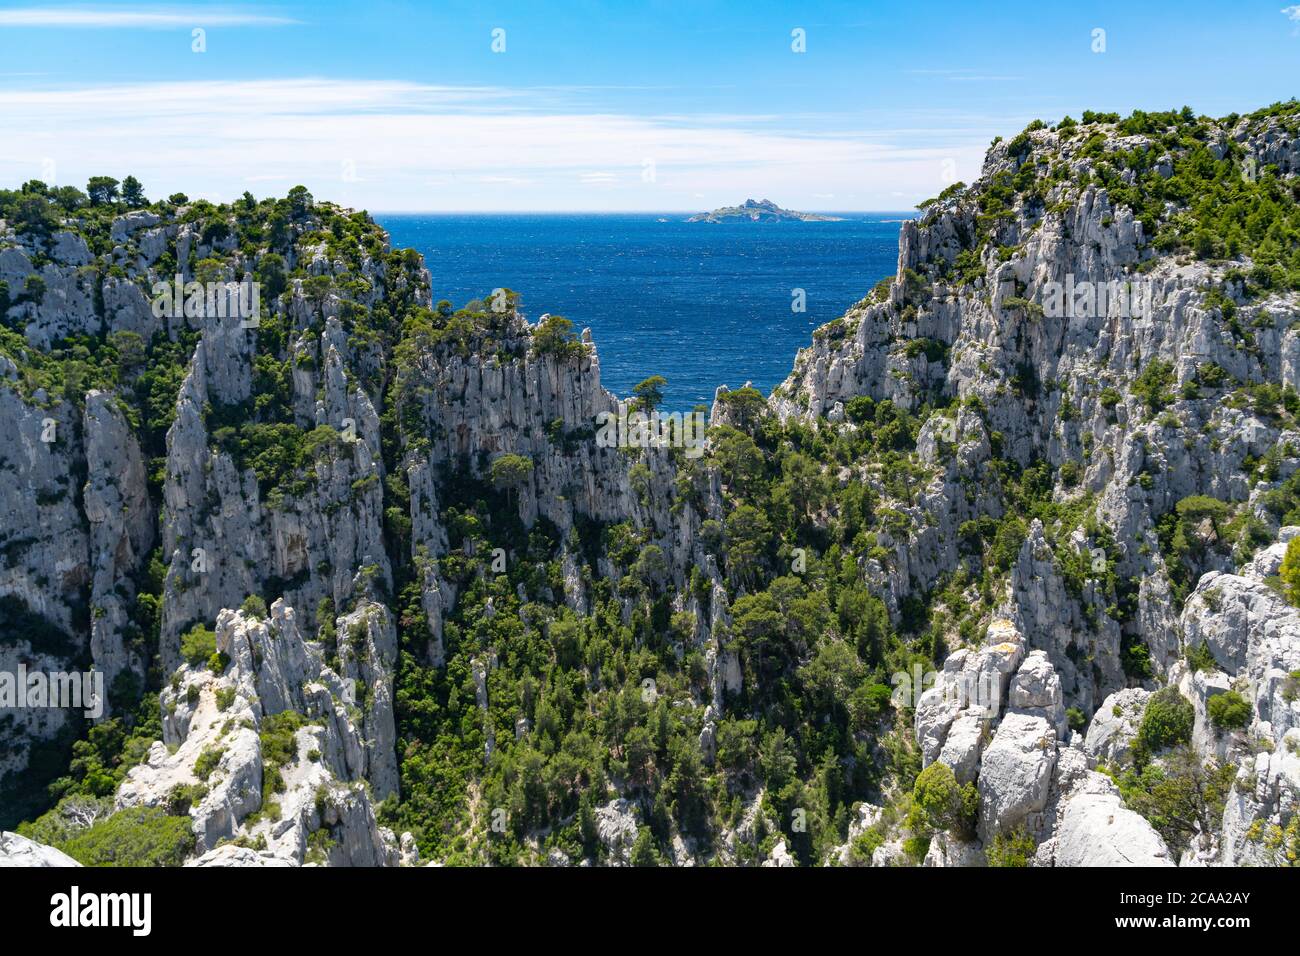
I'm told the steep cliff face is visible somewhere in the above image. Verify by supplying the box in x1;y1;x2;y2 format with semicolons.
771;106;1300;866
773;108;1300;716
0;190;428;848
1179;533;1300;865
115;601;400;866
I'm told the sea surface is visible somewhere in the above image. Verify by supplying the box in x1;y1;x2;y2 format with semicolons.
376;213;910;412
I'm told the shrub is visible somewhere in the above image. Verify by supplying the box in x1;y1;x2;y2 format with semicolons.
847;826;885;865
16;795;114;847
990;517;1027;571
1186;640;1217;673
1133;360;1175;411
911;762;978;838
1207;690;1251;731
1122;633;1153;680
902;833;931;862
1280;537;1300;607
60;807;195;866
240;595;268;618
1066;707;1087;734
533;314;586;360
23;274;46;304
164;783;208;815
845;396;875;424
179;624;216;666
1115;747;1236;854
629;826;661;867
1139;687;1194;752
987;827;1036;867
193;745;225;781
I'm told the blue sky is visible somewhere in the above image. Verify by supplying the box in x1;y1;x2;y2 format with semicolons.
1;1;1297;210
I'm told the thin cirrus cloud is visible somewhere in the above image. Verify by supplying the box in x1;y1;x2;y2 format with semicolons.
0;78;994;211
0;6;297;27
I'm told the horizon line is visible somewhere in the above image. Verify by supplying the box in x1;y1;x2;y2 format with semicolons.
368;209;920;215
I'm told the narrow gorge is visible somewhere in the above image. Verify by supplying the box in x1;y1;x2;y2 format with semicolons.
2;102;1299;867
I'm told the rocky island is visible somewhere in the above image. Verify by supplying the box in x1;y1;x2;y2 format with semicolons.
686;198;844;222
2;102;1300;868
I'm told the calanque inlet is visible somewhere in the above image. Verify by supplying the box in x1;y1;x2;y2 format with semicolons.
1;103;1299;868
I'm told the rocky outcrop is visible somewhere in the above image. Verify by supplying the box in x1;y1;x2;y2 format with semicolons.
923;831;984;868
916;619;1025;770
1050;774;1174;867
0;379;91;790
1083;688;1149;766
911;620;1177;864
772;113;1300;733
158;321;394;675
0;384;88;636
115;601;401;865
1177;531;1300;865
594;798;639;865
761;840;796;867
0;831;82;867
977;712;1056;842
83;390;154;705
1006;522;1122;714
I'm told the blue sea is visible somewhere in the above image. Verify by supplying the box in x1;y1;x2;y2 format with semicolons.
376;213;909;412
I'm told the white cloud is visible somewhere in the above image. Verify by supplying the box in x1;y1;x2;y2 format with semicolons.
0;78;995;210
0;6;297;27
1284;5;1300;20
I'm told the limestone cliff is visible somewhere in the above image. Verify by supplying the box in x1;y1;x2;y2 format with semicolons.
3;104;1299;867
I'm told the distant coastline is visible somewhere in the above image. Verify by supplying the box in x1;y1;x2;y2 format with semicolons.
687;198;845;223
370;209;908;217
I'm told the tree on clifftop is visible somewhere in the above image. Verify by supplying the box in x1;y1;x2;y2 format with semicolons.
86;176;120;206
121;176;147;208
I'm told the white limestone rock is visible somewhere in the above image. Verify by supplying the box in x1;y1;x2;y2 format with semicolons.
830;802;884;865
1083;688;1150;767
0;831;82;867
922;831;984;868
83;390;154;705
937;712;987;785
977;712;1056;843
594;798;640;864
110;211;162;243
1053;773;1174;867
116;602;399;865
761;840;796;867
870;840;909;867
1008;649;1068;738
185;845;296;867
1220;732;1300;866
917;621;1025;768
